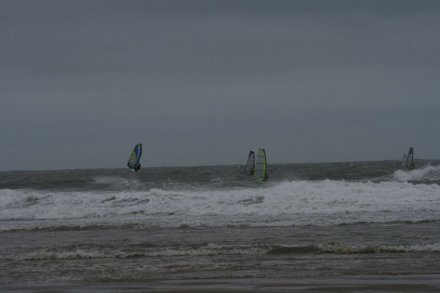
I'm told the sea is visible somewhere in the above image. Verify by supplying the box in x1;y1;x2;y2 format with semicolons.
1;160;440;291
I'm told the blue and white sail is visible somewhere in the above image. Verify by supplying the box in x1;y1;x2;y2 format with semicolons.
127;143;142;172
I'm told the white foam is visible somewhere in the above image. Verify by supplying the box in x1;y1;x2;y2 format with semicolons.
92;176;145;189
393;164;440;182
1;179;440;229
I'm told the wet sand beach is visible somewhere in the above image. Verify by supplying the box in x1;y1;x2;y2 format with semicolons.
3;275;440;292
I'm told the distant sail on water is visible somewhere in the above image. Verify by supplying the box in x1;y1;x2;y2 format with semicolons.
401;147;415;170
127;143;142;172
255;148;268;181
245;151;255;175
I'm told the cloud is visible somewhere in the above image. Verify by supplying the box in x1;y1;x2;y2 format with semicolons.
1;0;440;170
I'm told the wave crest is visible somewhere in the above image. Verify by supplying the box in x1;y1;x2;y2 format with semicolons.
393;164;440;182
2;178;440;229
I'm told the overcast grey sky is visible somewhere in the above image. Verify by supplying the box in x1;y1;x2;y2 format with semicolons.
1;0;440;170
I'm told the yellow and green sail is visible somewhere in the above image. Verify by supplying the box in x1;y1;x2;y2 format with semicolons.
255;148;268;181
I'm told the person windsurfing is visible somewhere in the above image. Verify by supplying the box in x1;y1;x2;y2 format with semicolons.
127;143;142;172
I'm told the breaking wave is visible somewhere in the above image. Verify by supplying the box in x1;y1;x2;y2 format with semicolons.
393;164;440;182
1;178;440;230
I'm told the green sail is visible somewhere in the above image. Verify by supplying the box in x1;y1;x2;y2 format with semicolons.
255;148;268;181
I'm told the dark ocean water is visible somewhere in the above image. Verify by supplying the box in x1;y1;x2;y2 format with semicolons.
1;160;440;286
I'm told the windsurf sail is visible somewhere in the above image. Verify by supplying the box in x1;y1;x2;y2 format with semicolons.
245;150;255;175
255;148;268;181
401;147;415;170
127;143;142;172
401;153;407;168
405;147;415;170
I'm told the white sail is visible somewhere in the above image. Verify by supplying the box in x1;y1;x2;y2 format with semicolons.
401;153;408;168
401;147;415;170
406;147;414;169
